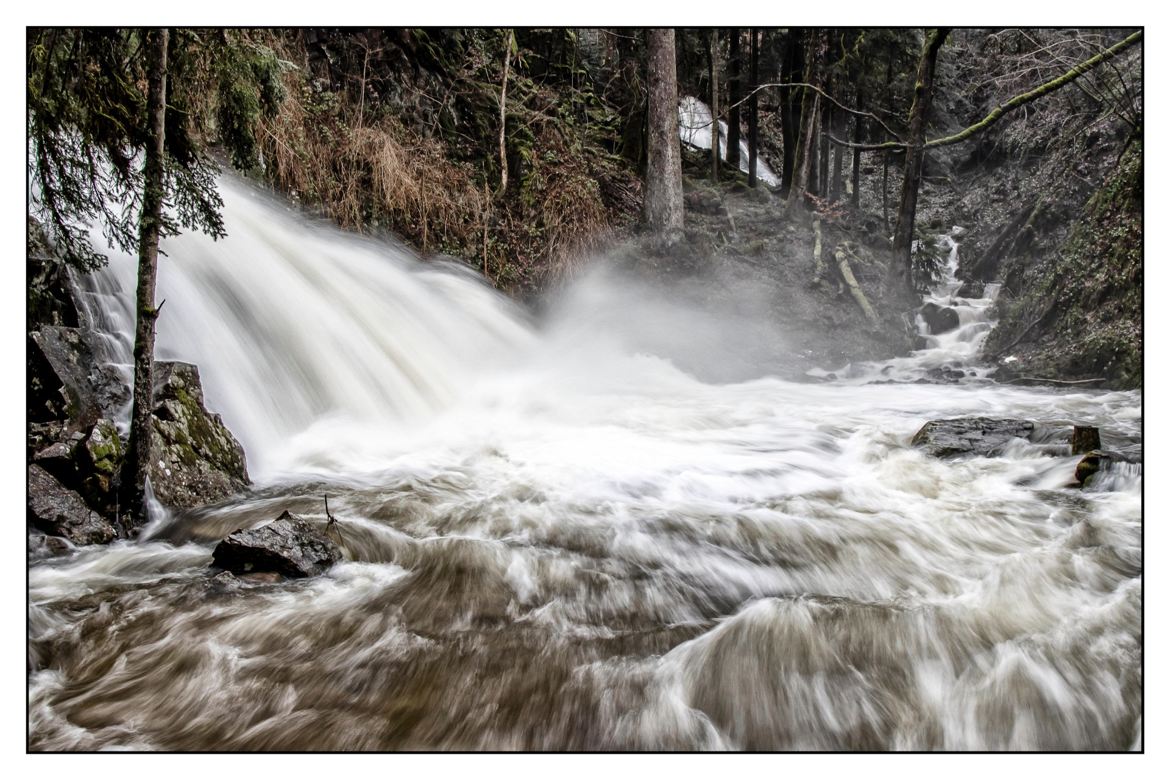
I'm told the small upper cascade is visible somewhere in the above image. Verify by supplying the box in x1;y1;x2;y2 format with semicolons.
678;96;781;186
809;225;1003;384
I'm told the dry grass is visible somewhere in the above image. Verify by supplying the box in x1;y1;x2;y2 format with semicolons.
258;68;486;258
254;34;642;296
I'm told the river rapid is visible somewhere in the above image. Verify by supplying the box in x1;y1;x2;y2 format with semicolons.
29;178;1142;751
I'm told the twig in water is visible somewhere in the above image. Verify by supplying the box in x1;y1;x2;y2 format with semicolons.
323;494;343;544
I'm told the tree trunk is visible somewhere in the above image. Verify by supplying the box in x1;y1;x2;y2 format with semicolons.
709;29;720;182
889;28;949;299
726;28;741;170
790;30;824;205
831;105;845;202
645;28;684;232
497;29;513;195
779;30;802;197
882;152;890;232
124;27;169;525
819;95;832;197
748;28;758;187
850;102;862;209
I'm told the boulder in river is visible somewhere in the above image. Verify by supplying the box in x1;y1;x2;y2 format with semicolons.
911;417;1036;458
211;511;342;578
1074;449;1140;485
150;361;249;508
27;464;119;546
919;302;960;335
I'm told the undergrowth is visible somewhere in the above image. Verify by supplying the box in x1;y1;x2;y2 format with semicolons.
254;30;641;297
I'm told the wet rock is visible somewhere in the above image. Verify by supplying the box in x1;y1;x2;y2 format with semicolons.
919;302;960;335
911;417;1036;458
956;280;984;298
28;326;128;426
211;511;342;578
27;217;82;330
32;432;84;484
1070;426;1101;455
203;571;242;594
80;418;124;503
28;531;73;561
1074;449;1139;485
924;366;967;383
27;464;118;546
150;361;249;508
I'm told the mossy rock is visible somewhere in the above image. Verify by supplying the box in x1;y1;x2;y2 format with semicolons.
149;361;249;508
84;418;122;476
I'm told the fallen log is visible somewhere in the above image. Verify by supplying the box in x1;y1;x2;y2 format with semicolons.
835;244;878;325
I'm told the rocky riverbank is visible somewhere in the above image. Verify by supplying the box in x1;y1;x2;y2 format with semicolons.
27;224;251;554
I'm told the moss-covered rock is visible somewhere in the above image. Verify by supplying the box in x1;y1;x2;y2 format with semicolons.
150;361;249;508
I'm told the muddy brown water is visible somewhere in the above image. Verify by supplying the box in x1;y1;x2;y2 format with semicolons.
30;179;1141;751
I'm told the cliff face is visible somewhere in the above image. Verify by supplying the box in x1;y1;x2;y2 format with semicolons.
983;141;1141;388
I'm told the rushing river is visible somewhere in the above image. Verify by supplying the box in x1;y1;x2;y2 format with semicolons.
29;178;1142;751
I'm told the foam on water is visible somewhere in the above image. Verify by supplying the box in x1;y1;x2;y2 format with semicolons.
33;177;1141;750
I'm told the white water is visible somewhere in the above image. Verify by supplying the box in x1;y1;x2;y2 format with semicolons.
31;177;1141;751
809;230;1003;385
679;95;781;186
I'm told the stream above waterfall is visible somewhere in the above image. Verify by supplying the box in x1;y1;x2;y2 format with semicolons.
30;177;1142;751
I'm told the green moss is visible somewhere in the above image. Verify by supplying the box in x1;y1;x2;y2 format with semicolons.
85;419;123;476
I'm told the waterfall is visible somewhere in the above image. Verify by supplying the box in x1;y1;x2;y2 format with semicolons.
74;176;535;479
34;176;1141;751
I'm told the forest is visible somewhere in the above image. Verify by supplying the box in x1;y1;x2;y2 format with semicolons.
27;27;1142;753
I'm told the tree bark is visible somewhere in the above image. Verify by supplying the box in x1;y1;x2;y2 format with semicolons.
124;27;169;525
850;102;862;209
498;29;513;195
882;151;890;233
888;28;949;299
645;28;684;232
831;104;845;202
790;30;824;205
748;28;759;188
819;94;832;197
709;29;720;182
779;30;802;197
726;28;741;170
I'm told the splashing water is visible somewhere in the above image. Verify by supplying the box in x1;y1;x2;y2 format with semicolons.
31;177;1141;750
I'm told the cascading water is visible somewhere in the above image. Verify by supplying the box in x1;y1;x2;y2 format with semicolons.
809;229;1002;385
30;177;1141;751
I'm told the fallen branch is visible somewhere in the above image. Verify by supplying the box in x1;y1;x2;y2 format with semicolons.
835;244;878;325
1002;376;1107;385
